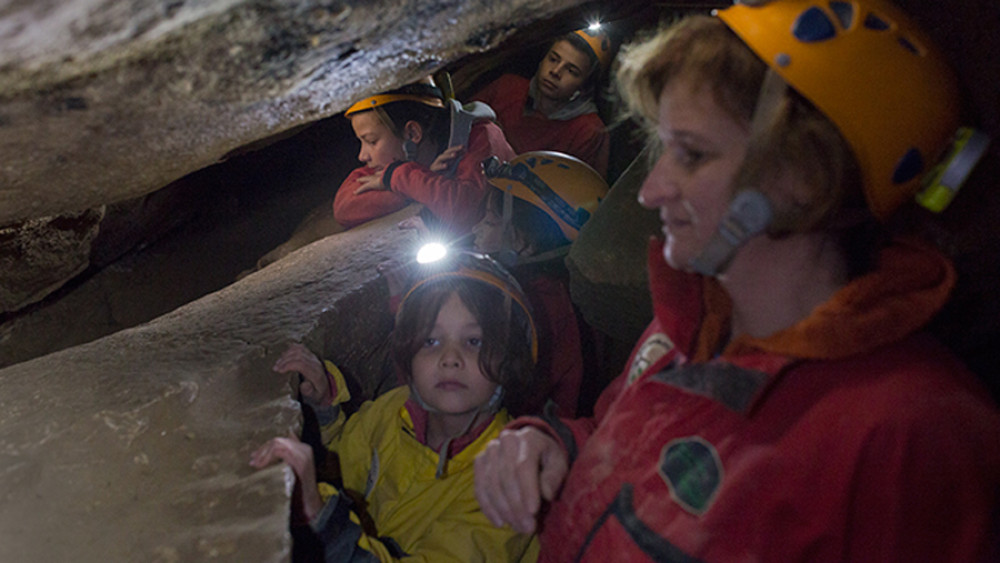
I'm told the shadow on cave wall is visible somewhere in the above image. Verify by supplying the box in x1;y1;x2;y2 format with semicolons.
0;4;663;371
0;116;358;368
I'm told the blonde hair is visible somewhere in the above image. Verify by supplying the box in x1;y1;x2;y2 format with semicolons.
616;15;866;235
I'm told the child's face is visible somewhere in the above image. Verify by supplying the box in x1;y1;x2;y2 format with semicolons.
350;111;405;170
535;39;592;103
472;207;505;254
410;292;498;416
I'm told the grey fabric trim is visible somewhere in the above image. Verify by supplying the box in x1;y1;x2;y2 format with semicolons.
650;362;769;414
526;76;597;121
311;403;342;427
542;400;578;464
310;492;380;563
574;484;703;563
381;160;405;190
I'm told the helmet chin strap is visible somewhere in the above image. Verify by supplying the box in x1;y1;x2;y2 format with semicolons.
494;186;520;268
688;190;773;276
410;384;503;479
688;68;786;277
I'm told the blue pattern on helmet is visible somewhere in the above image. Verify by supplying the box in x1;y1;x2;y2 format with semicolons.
892;148;924;184
793;6;837;42
828;1;855;29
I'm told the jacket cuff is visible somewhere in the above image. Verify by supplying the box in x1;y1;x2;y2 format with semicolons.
507;407;578;464
381;161;405;191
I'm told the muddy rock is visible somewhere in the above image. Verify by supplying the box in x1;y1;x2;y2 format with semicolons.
0;207;105;312
0;207;417;561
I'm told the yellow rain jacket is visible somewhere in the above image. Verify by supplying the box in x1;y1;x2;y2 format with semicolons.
312;369;538;563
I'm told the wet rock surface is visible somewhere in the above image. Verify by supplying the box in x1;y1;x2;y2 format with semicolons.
1;0;999;560
0;207;105;312
0;207;416;561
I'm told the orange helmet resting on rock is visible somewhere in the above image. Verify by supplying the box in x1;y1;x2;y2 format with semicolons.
482;151;610;242
717;0;965;220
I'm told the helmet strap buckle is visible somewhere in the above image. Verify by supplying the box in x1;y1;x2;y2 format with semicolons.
496;186;519;267
689;190;774;276
916;127;991;213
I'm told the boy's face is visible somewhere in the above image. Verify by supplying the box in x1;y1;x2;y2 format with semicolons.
350;111;405;170
535;39;592;103
410;293;497;417
472;207;505;254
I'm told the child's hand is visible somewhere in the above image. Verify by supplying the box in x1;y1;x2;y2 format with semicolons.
355;170;387;194
396;215;430;237
474;427;569;534
273;343;333;406
429;145;464;173
250;434;324;521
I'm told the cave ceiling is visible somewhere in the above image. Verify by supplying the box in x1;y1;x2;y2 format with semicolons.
1;0;998;560
0;0;647;227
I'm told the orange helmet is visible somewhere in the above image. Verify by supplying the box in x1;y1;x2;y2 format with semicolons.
483;151;610;241
400;248;538;362
344;92;444;116
717;0;961;220
344;80;445;117
574;25;614;72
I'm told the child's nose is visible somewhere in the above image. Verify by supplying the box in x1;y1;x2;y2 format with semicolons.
439;345;463;367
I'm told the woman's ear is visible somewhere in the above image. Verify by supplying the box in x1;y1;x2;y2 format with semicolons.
403;120;424;144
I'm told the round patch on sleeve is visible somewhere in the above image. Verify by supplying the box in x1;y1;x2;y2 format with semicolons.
658;436;723;515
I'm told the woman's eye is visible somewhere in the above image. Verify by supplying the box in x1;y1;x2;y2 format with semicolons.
672;144;705;169
422;338;438;348
467;337;483;348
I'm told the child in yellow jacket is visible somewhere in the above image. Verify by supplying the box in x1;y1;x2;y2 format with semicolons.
251;250;540;562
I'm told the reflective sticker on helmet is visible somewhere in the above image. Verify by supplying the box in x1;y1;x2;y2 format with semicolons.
828;1;855;29
897;36;921;55
864;12;890;31
892;147;924;184
793;6;837;42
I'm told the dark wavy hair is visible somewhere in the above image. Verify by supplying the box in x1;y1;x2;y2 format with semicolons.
391;275;538;416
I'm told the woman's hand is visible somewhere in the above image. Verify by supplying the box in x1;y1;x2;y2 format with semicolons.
273;343;332;406
429;146;464;173
474;427;569;534
250;434;324;521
